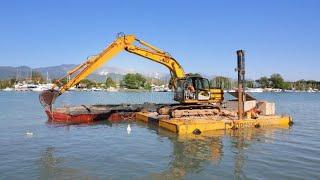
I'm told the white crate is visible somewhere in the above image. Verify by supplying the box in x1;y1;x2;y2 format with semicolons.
258;101;275;115
225;100;257;112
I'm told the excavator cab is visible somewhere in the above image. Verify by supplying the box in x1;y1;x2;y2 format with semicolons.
174;75;212;103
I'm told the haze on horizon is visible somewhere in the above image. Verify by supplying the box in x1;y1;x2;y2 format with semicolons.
0;0;319;81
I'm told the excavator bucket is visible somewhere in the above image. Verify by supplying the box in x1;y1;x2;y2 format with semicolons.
39;90;60;111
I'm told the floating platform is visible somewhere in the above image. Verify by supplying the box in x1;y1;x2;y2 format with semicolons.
135;112;293;134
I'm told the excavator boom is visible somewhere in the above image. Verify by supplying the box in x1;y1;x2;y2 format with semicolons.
39;34;185;110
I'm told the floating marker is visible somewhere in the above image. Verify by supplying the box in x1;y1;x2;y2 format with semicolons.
127;124;131;134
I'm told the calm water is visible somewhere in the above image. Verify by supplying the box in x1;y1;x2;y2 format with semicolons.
0;91;319;179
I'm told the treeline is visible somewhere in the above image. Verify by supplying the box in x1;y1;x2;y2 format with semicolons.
0;79;15;89
120;73;151;90
210;73;320;91
54;73;152;90
1;71;319;91
93;73;152;90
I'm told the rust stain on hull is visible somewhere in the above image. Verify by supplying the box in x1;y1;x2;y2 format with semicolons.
45;103;164;124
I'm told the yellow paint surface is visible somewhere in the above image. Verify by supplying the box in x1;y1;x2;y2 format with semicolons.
135;112;293;134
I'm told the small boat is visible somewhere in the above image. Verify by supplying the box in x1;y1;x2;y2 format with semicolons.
30;83;53;92
106;87;118;92
2;87;13;91
68;87;78;91
91;87;103;91
14;83;29;91
246;88;264;93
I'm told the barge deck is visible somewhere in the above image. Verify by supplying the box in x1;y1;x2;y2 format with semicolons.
135;112;292;134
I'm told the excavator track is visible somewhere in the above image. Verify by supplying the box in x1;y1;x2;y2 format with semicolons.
157;104;221;118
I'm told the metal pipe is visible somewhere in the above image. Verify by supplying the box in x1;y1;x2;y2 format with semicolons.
135;39;165;54
236;50;246;120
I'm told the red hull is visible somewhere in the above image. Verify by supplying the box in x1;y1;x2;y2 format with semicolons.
45;110;136;124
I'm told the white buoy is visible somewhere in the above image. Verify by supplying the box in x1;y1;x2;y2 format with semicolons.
26;131;34;137
127;124;131;134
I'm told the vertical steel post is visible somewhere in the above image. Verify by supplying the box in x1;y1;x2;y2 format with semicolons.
236;50;246;120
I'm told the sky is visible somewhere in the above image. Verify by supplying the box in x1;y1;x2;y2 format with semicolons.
0;0;319;81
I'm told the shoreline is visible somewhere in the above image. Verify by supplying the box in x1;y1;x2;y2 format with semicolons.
0;89;319;93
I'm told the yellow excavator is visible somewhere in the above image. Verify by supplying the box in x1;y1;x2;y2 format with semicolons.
39;34;224;113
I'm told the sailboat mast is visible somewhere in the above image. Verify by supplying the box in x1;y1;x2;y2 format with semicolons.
46;72;49;83
30;68;33;82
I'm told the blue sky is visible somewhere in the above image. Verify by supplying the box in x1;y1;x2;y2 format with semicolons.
0;0;319;80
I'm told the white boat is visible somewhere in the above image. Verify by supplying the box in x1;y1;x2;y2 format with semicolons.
225;89;236;93
31;85;47;92
225;88;264;93
106;87;118;92
163;87;172;92
152;85;165;92
91;87;103;91
14;83;29;91
307;89;316;93
68;87;77;91
2;87;13;91
246;88;264;93
30;83;53;92
27;84;37;89
284;89;295;93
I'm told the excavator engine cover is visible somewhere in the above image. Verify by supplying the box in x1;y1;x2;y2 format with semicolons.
39;90;60;111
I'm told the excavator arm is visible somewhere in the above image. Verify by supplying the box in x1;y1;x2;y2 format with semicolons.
125;45;185;79
39;34;185;110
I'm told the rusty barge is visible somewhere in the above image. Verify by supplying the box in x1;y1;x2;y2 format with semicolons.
46;103;166;124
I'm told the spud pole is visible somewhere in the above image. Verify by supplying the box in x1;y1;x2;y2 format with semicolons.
236;50;246;120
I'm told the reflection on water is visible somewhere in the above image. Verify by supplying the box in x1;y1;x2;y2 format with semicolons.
39;147;96;179
167;136;222;178
36;121;291;179
39;147;63;178
137;122;291;179
230;129;270;179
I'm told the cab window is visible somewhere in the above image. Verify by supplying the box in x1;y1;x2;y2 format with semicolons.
194;78;209;90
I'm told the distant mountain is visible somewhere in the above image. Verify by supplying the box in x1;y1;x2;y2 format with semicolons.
96;66;135;75
0;64;78;80
0;66;33;80
0;64;224;83
1;64;225;84
34;64;77;79
87;73;124;83
0;64;139;82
